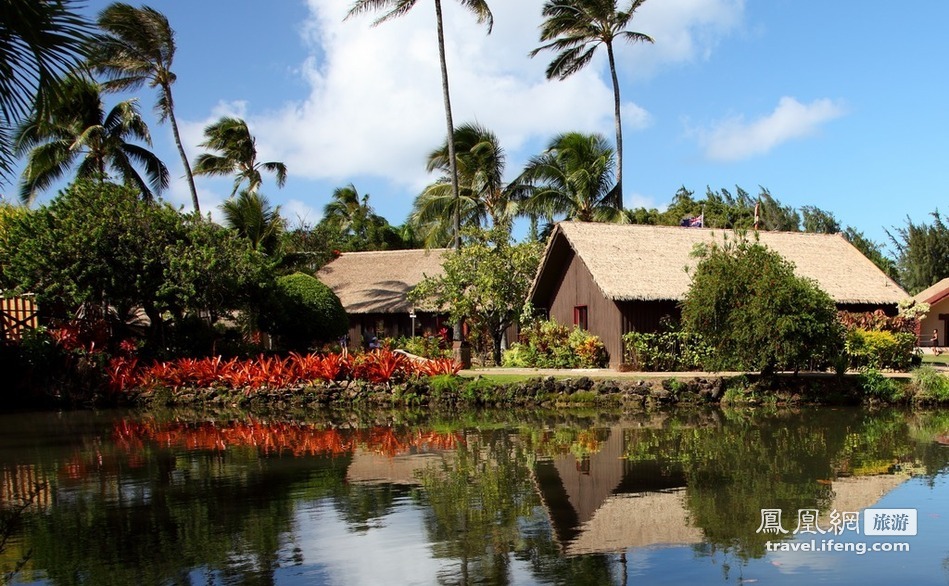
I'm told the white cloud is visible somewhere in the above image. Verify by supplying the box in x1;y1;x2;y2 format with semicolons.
177;0;746;193
696;97;847;162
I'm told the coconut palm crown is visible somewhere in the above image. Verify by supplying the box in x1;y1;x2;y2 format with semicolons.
530;0;653;210
14;74;169;204
192;116;287;197
346;0;493;252
89;2;201;213
519;131;619;223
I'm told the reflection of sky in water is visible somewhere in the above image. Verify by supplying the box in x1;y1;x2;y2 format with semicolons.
272;497;540;585
259;474;948;586
631;473;949;585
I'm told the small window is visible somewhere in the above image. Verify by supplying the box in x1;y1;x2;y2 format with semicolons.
573;305;588;330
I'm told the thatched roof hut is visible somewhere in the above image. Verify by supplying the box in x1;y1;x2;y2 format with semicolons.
529;222;909;365
317;248;449;314
316;248;450;344
531;222;906;305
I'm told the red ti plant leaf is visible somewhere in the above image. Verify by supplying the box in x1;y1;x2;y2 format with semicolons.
314;353;349;382
363;349;408;384
418;357;462;377
107;357;140;393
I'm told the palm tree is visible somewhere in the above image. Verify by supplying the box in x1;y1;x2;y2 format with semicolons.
346;0;493;252
530;0;653;210
192;116;287;197
410;122;518;246
322;183;372;234
14;74;169;204
88;3;201;214
0;0;94;184
322;183;403;251
220;190;284;256
519;131;619;222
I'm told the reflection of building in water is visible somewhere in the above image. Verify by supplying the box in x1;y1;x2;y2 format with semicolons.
530;427;912;556
0;465;53;510
345;448;452;485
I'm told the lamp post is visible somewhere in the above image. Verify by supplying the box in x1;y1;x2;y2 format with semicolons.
409;308;417;338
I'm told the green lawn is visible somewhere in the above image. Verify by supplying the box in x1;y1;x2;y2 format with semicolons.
921;352;949;366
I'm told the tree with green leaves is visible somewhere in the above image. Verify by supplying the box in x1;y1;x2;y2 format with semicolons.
192;116;287;196
89;3;201;214
346;0;493;252
0;0;94;185
410;224;542;365
531;0;653;210
519;131;619;222
14;74;168;204
258;272;348;352
220;190;284;257
887;210;949;294
680;234;843;375
0;180;269;349
411;122;519;245
320;183;408;252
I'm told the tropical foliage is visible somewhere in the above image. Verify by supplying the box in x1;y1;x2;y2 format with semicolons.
622;318;713;371
220;190;284;256
519;131;620;222
503;319;608;368
531;0;653;209
411;122;518;245
14;74;168;203
320;183;409;251
410;225;542;365
89;2;200;213
192;116;286;196
108;348;462;393
887;209;949;294
680;234;844;374
0;0;94;184
0;180;269;349
257;272;348;352
347;0;494;249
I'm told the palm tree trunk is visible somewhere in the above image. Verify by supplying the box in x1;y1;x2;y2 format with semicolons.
606;41;623;210
164;85;201;214
434;0;461;251
433;0;467;357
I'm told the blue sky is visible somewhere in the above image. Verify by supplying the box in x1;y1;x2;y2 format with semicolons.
22;0;949;246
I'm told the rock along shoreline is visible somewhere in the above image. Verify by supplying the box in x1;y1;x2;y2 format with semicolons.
117;372;905;411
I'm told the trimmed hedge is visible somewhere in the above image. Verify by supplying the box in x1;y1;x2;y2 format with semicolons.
259;272;348;351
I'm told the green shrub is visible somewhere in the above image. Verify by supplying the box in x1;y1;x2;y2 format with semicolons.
845;329;916;371
427;373;463;398
911;366;949;403
259;272;348;351
502;319;607;368
393;335;451;359
857;368;903;401
623;320;713;371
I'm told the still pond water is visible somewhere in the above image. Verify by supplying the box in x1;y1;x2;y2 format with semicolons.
0;406;947;585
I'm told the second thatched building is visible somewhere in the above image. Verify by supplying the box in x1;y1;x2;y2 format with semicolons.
528;222;908;366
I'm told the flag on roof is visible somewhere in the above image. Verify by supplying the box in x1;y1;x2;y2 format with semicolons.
680;214;704;228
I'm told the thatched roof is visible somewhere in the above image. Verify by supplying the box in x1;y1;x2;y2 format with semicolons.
914;277;949;305
316;248;449;314
531;222;908;305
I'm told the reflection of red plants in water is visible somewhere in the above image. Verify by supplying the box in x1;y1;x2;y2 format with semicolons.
112;419;464;458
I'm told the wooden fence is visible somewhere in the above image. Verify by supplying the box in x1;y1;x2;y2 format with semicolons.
1;295;38;342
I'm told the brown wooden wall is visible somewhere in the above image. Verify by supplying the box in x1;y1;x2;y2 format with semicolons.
618;300;680;337
537;249;624;365
0;295;38;342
